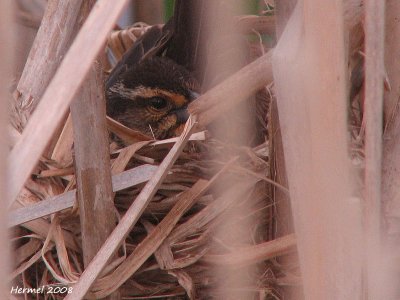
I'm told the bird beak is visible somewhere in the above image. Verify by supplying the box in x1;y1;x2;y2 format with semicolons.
174;108;190;124
173;90;199;124
172;91;199;136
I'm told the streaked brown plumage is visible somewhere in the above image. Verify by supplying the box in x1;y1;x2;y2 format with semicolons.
105;0;205;141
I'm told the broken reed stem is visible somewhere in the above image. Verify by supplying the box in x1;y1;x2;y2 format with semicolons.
16;0;85;125
188;50;273;126
71;54;121;299
68;0;111;269
8;0;130;207
364;0;385;298
71;60;116;269
65;118;196;300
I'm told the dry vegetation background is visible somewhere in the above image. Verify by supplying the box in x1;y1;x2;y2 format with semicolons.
1;0;399;299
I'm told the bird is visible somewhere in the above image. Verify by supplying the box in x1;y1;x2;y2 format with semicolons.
106;56;199;140
105;0;205;141
105;0;267;145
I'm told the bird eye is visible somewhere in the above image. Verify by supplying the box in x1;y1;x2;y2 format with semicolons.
148;97;168;110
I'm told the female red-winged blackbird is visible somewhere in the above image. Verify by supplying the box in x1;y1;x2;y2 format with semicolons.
106;0;265;144
106;0;205;140
106;55;200;139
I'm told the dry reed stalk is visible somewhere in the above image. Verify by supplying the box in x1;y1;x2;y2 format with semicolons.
273;1;362;299
188;50;273;126
71;61;117;297
364;0;385;298
382;0;400;249
9;164;157;227
10;190;75;227
11;197;79;251
66;118;196;299
381;5;400;297
195;2;265;298
68;0;112;272
0;0;13;297
8;0;130;207
15;0;84;127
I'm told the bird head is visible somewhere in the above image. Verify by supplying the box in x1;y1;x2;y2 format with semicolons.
106;57;199;140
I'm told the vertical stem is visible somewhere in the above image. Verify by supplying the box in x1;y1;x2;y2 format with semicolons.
70;62;115;266
14;0;85;158
364;0;385;298
273;0;362;298
69;4;119;299
69;1;120;299
381;2;400;298
16;0;84;127
382;1;400;241
272;3;297;298
71;62;120;299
